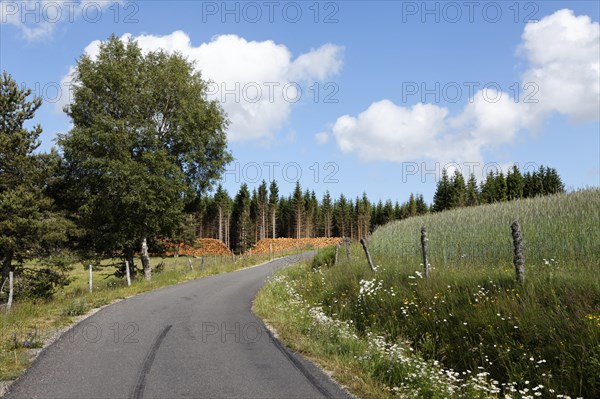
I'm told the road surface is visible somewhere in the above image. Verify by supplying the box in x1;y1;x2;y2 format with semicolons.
5;254;353;399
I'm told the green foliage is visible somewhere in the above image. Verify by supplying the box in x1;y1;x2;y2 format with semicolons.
58;36;231;266
0;71;75;299
311;246;336;270
432;169;453;212
230;183;251;253
62;298;90;316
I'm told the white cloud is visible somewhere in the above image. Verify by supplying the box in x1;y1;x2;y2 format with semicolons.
58;32;343;142
1;1;119;41
315;132;330;144
331;9;599;164
333;100;449;162
520;9;600;122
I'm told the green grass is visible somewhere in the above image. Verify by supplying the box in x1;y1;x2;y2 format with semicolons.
254;189;600;398
0;253;274;381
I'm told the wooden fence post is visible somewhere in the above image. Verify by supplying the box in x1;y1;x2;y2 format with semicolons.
187;258;193;271
269;243;273;261
421;226;429;278
125;261;131;286
201;255;205;271
334;244;339;266
89;265;93;293
511;221;525;283
343;237;351;262
360;238;376;272
7;272;13;312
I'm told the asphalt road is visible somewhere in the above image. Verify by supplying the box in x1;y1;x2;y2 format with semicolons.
5;253;354;399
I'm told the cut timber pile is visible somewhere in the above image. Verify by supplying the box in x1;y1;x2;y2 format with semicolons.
165;238;232;257
249;237;342;255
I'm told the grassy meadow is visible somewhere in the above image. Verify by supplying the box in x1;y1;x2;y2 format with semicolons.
254;189;600;398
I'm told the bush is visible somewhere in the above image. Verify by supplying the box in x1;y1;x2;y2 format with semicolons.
311;246;336;270
62;298;89;316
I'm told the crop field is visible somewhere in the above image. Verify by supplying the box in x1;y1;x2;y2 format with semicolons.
255;189;600;398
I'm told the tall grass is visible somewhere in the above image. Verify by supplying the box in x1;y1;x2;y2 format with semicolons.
369;189;599;270
257;189;600;398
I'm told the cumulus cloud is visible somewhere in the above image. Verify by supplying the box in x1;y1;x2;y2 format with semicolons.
58;31;343;141
333;101;448;162
331;9;599;164
520;9;600;123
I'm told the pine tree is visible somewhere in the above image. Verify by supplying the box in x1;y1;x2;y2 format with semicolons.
321;191;333;238
383;200;394;224
433;169;452;211
465;173;480;206
213;184;231;244
415;194;429;214
408;193;417;216
268;180;279;238
480;171;497;203
506;165;524;200
230;184;251;253
495;172;508;202
292;182;304;239
542;166;565;194
1;72;75;297
257;180;268;240
360;192;372;237
450;170;467;208
333;194;350;237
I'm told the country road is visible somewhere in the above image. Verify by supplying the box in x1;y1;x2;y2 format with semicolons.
4;254;353;399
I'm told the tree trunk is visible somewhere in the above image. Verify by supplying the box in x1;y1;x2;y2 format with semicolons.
1;250;14;292
272;209;276;239
261;209;266;240
218;207;223;242
140;237;151;280
125;247;136;278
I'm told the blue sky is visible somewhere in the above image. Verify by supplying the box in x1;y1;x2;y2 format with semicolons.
1;1;599;203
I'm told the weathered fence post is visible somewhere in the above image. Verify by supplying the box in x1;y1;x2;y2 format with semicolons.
344;237;351;262
200;255;204;271
187;258;193;271
360;238;376;272
7;272;13;312
89;265;93;293
334;243;339;266
421;226;429;278
511;221;525;283
269;243;273;261
125;261;131;286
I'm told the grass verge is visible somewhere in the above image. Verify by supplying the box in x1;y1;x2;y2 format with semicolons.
254;190;600;398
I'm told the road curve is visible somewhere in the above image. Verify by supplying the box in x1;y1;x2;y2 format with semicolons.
5;254;354;399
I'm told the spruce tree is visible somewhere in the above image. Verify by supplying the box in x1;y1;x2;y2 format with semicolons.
451;170;467;208
230;184;251;253
465;173;480;206
268;180;279;238
433;169;452;211
506;165;524;200
1;72;75;297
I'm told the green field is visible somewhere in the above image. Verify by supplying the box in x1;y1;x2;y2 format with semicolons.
254;189;600;398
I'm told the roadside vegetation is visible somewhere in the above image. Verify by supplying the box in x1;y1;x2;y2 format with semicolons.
255;189;600;398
